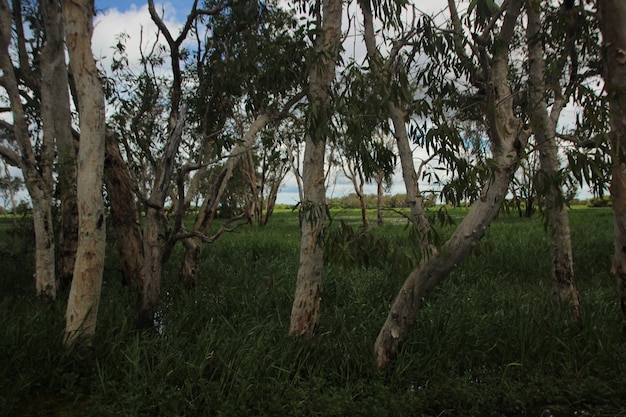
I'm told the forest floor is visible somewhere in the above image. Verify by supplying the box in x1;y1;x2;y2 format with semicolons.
1;206;625;416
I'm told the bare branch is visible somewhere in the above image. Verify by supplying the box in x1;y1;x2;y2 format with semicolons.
176;212;248;244
0;145;20;167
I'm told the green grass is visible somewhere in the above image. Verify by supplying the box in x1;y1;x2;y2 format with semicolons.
1;208;625;416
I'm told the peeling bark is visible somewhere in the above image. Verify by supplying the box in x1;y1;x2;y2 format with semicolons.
527;0;581;323
62;0;107;347
375;0;527;368
599;0;626;331
289;0;342;338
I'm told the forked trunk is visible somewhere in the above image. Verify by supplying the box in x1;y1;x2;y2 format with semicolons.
179;113;271;287
527;1;581;323
62;0;107;347
375;0;526;367
0;0;56;299
288;0;342;338
359;0;431;246
599;0;626;331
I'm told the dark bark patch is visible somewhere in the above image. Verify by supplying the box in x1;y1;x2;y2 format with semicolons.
96;214;104;230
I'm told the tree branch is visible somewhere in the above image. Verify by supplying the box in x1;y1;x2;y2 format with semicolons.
0;145;21;167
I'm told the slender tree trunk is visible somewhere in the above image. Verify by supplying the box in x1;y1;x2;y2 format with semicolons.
527;1;581;323
104;133;145;289
41;0;78;287
375;0;526;367
343;162;369;228
180;113;271;287
359;0;431;245
376;173;384;226
2;162;18;228
262;171;285;225
62;0;107;347
289;0;342;338
599;0;626;331
0;0;57;299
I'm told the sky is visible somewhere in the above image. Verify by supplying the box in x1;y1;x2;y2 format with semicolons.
87;0;591;206
90;1;458;205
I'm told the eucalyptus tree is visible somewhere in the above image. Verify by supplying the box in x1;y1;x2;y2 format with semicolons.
42;0;77;286
375;0;529;367
0;0;75;299
242;126;295;226
177;0;307;287
526;0;585;322
105;1;307;310
61;0;107;347
358;0;433;246
289;0;342;338
333;65;397;229
103;0;232;327
598;0;626;330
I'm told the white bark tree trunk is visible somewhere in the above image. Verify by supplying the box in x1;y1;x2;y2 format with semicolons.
375;0;527;367
62;0;107;347
359;0;431;245
598;0;626;331
41;0;78;287
527;0;581;323
289;0;343;338
0;0;57;299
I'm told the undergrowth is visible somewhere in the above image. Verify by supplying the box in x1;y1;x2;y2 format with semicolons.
0;208;625;416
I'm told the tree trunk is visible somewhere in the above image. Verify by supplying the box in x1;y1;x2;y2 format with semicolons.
179;113;271;288
359;0;431;246
62;0;107;347
138;207;163;328
375;0;526;367
41;0;78;287
104;133;145;289
343;162;369;228
0;0;57;299
289;0;342;338
527;1;581;323
599;0;626;331
376;173;384;226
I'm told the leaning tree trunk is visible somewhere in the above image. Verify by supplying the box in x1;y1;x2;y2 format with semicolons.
0;0;57;299
375;0;526;367
527;1;581;323
62;0;107;347
599;0;626;331
179;113;271;288
41;0;78;287
289;0;342;338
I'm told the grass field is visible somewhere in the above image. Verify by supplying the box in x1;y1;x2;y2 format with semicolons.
0;207;624;416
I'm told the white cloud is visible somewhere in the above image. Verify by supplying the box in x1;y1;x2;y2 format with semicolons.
93;3;185;73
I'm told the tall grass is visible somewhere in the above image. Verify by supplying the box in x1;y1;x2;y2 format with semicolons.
1;208;625;416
